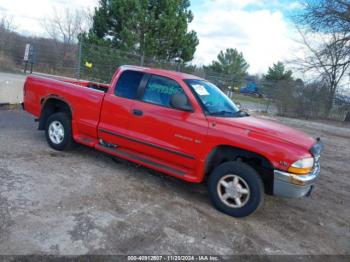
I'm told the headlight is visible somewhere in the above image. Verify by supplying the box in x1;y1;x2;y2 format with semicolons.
288;157;314;174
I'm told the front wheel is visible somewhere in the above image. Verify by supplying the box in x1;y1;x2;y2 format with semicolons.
45;112;74;151
208;161;264;218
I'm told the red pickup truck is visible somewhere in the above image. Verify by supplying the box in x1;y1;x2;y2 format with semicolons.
23;66;323;217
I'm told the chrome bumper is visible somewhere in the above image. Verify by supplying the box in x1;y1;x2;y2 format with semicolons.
273;163;320;198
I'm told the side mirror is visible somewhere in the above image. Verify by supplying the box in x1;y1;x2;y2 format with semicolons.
170;93;193;112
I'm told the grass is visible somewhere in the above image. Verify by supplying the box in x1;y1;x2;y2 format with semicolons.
232;93;269;105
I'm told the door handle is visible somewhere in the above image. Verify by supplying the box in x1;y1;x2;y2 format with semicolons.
132;109;143;116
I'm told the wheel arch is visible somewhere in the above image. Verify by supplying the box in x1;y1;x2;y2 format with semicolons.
39;95;73;130
204;145;275;194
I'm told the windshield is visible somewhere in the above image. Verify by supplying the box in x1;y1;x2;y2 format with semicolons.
185;79;244;117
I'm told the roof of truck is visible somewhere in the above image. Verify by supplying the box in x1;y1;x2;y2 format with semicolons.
119;65;204;81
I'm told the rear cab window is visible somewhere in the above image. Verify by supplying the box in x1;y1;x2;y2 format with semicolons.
115;70;144;99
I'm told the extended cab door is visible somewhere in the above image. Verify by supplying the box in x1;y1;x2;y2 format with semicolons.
98;70;145;148
127;74;208;170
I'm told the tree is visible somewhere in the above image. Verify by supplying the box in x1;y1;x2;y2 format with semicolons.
297;30;350;117
300;0;350;36
262;62;294;105
0;13;16;48
296;0;350;118
204;48;249;86
264;62;293;81
42;8;92;68
0;13;18;72
87;0;198;63
0;13;15;32
42;8;90;46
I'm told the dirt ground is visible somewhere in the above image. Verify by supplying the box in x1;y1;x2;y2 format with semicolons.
0;109;349;255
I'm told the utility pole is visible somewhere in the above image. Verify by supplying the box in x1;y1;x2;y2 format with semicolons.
174;57;183;72
140;53;145;67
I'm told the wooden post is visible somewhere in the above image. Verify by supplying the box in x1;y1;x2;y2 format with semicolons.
345;111;350;122
76;40;82;79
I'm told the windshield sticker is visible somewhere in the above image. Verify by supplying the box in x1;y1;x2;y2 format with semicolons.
193;84;209;96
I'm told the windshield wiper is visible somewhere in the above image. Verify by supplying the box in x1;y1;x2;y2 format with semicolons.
235;110;249;117
209;110;249;117
209;110;235;116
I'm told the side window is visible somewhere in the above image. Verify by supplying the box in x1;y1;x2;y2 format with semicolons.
115;70;144;99
142;75;184;108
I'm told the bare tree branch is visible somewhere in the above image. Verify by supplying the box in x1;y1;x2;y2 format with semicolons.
292;1;350;117
0;13;16;32
42;7;91;45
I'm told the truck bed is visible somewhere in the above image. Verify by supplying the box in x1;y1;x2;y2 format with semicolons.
23;74;107;141
41;74;110;93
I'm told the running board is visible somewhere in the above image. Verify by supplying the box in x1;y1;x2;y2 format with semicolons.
74;135;98;147
96;143;187;177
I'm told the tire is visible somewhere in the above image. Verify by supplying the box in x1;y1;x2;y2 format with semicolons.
208;161;264;218
45;112;74;151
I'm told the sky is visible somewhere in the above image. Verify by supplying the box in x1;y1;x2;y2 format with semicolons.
189;0;304;74
0;0;304;75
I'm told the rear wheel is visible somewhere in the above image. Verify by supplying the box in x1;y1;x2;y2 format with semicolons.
208;161;264;217
45;112;73;151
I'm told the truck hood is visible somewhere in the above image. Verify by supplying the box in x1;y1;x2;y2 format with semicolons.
213;116;316;151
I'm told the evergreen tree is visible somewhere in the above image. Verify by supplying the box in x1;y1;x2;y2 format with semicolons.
87;0;198;62
264;62;293;81
204;48;249;86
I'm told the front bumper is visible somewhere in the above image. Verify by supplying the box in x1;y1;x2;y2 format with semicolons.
273;163;320;198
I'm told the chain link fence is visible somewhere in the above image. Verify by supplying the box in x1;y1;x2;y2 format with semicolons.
0;29;78;77
0;32;244;86
78;41;181;83
0;33;287;93
0;32;349;121
77;41;250;88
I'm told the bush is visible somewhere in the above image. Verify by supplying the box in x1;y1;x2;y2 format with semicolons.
263;79;335;119
0;53;19;72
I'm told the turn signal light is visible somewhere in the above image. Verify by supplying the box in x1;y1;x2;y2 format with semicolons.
288;157;314;174
288;166;313;174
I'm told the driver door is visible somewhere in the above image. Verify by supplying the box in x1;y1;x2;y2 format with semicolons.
127;74;208;170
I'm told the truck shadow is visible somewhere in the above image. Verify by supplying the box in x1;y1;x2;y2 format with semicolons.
68;143;212;207
43;136;304;222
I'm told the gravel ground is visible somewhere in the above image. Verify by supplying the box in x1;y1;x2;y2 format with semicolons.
0;109;349;255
